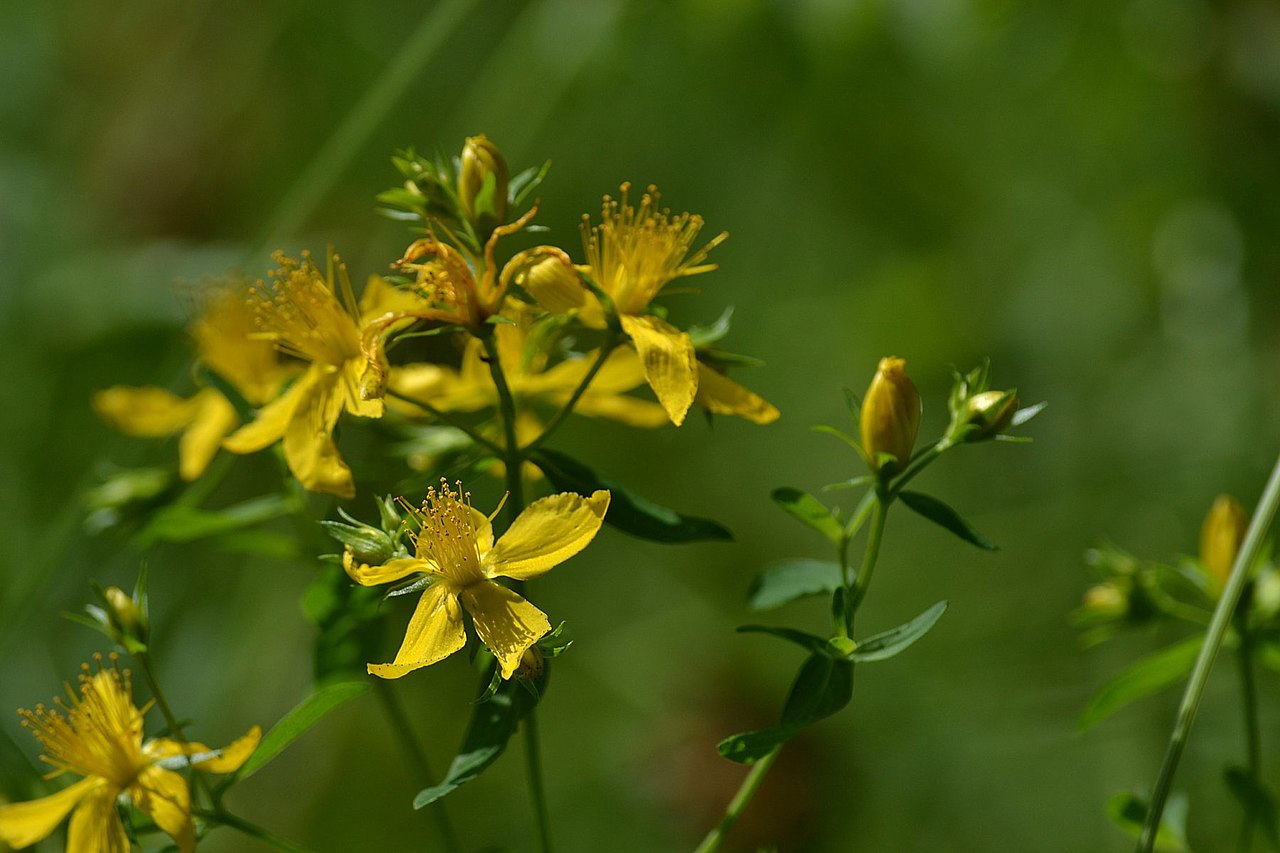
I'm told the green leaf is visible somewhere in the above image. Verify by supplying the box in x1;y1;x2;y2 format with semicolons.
1080;634;1202;731
414;672;545;807
736;625;831;655
897;490;997;550
1106;791;1190;852
136;494;297;546
747;559;843;611
531;448;731;543
686;306;734;348
1225;766;1280;849
771;488;842;544
851;601;948;663
1011;401;1047;427
236;681;369;780
717;653;853;764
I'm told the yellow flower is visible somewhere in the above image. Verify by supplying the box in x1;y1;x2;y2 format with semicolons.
93;285;294;481
0;658;259;853
1201;493;1248;589
860;357;921;475
222;251;413;499
346;481;609;680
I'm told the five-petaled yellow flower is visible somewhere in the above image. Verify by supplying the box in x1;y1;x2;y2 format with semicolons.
93;285;295;481
0;658;259;853
346;481;609;679
222;250;423;499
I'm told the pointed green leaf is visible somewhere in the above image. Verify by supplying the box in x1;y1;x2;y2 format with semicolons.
531;448;731;543
771;488;842;544
1011;401;1047;427
898;490;997;550
414;672;545;807
686;306;734;348
1080;634;1202;731
747;559;843;611
736;625;830;655
851;601;948;663
717;653;853;764
236;681;369;780
1106;791;1190;852
1225;766;1280;849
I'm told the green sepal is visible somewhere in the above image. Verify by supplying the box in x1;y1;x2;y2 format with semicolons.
771;488;842;545
850;601;947;663
736;625;831;656
842;387;861;416
531;448;732;543
509;159;551;207
686;306;734;348
1011;401;1047;427
1105;791;1190;852
811;424;863;454
1079;634;1202;731
1224;766;1280;849
747;559;843;611
717;653;854;764
234;681;370;781
414;667;548;808
822;475;875;492
897;490;997;550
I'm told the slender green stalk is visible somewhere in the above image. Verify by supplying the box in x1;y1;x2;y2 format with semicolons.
1235;634;1260;853
373;679;460;853
385;387;504;455
847;493;888;626
524;335;621;454
523;706;554;853
196;808;314;853
1137;450;1280;852
692;745;782;853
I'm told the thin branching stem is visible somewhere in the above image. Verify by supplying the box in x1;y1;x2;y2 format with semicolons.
692;745;782;853
524;335;621;454
385;387;504;455
196;808;314;853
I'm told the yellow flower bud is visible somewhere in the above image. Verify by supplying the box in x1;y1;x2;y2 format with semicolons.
513;646;545;680
964;389;1019;441
458;134;509;231
103;586;147;644
523;254;585;314
1082;582;1127;617
860;357;920;474
1200;493;1247;588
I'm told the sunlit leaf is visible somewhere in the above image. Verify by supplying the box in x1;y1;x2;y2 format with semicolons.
851;601;948;663
898;490;996;550
1080;634;1202;731
236;682;370;780
771;488;842;544
717;653;853;764
747;559;843;611
736;625;831;655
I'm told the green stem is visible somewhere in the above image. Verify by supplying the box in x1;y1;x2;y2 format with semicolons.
523;707;554;853
1236;633;1260;853
133;651;213;803
385;387;504;455
888;439;950;499
373;680;460;853
692;745;782;853
1137;450;1280;852
197;808;314;853
524;335;621;454
848;493;889;628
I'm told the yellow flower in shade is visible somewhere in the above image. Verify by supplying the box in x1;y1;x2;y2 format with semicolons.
93;286;294;481
860;357;921;475
222;251;418;499
346;481;609;679
579;183;726;425
0;658;259;853
1201;493;1248;589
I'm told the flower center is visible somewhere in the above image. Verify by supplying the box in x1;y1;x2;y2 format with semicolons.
249;252;362;368
412;480;484;586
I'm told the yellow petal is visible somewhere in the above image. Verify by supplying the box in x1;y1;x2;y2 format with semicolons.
282;369;355;499
142;726;263;775
178;389;239;480
93;386;198;436
368;582;466;679
67;784;129;853
345;554;430;587
572;392;670;427
359;274;430;321
223;369;313;454
485;490;610;581
694;363;780;425
619;314;697;426
0;776;99;848
342;358;385;419
462;580;551;679
130;766;193;853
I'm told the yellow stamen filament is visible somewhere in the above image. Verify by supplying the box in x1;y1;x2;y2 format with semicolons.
249;252;363;367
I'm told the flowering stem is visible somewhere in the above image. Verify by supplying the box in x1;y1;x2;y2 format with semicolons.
523;706;554;853
692;745;782;853
385;387;505;455
524;334;621;454
197;808;314;853
848;492;889;628
372;679;460;853
1236;632;1261;852
1137;450;1280;852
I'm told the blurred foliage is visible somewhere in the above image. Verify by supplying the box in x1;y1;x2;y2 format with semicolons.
4;0;1280;850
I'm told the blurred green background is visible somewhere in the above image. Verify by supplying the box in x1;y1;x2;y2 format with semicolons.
4;0;1280;850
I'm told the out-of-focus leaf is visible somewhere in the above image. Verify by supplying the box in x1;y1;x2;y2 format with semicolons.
1106;791;1190;852
414;670;546;807
747;559;843;611
236;681;369;780
1080;634;1202;731
736;625;831;656
717;653;853;764
532;448;731;542
136;494;297;546
851;601;948;663
771;488;842;544
898;490;996;550
1225;766;1280;849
